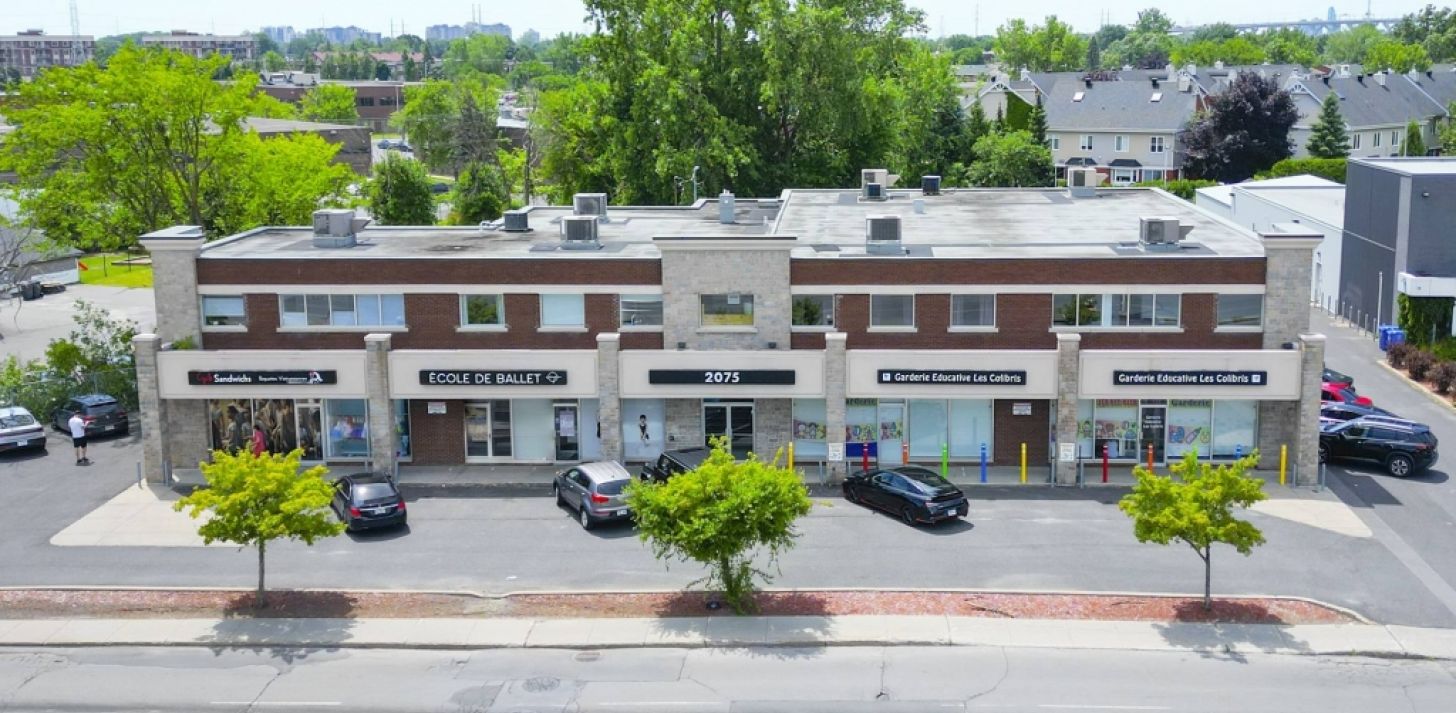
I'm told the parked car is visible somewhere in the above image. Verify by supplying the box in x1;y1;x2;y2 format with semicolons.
843;465;969;526
1320;402;1400;423
376;139;395;149
331;472;407;532
1323;366;1354;389
1319;417;1438;477
1321;382;1374;407
639;447;710;483
52;394;129;437
554;460;634;530
394;142;413;152
0;406;46;453
429;181;450;194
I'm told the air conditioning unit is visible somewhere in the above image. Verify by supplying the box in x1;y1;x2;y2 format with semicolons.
861;168;890;190
1139;217;1194;249
560;215;601;249
863;182;886;201
865;215;904;255
310;208;368;248
1067;168;1103;198
921;175;941;196
502;209;530;232
572;193;608;218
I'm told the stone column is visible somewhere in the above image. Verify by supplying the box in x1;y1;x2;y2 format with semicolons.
1259;225;1323;470
364;333;396;474
139;226;210;470
133;334;168;484
596;333;622;462
1054;333;1082;485
824;333;848;483
1296;333;1326;485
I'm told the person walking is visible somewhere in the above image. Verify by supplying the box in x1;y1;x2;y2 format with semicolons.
68;411;89;465
251;422;267;457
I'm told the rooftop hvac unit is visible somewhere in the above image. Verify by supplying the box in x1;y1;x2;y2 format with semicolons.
865;215;904;255
719;190;736;224
311;208;368;248
502;209;531;232
560;215;601;249
861;168;889;190
1139;217;1194;249
572;193;608;218
1067;168;1103;198
921;175;941;196
863;182;886;201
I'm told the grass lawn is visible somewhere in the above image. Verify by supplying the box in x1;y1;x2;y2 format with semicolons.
78;254;154;288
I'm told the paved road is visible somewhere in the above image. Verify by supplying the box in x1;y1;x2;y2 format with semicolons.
1;644;1452;712
0;284;155;361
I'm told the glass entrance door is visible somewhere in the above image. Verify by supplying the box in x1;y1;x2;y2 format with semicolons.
554;403;579;461
465;401;512;461
1140;405;1167;465
877;401;905;466
704;401;754;459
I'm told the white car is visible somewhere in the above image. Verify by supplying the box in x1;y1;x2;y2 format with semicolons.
0;406;47;454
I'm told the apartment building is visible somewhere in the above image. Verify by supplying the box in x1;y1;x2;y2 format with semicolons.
133;177;1325;487
141;31;258;62
255;75;421;132
0;31;94;79
425;22;511;42
1046;77;1196;183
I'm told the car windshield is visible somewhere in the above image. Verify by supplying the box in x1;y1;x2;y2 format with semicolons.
0;413;36;428
353;483;396;500
595;480;628;496
1339;388;1359;401
898;468;952;490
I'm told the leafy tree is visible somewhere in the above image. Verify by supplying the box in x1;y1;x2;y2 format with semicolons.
1103;12;1175;70
1093;24;1128;51
891;44;965;180
260;50;287;73
531;80;617;203
1131;178;1217;200
449;92;498;175
254;32;281;56
451;162;510;224
1394;4;1456;62
175;449;344;608
1181;72;1298;183
1134;8;1175;35
963;130;1052;187
1363;40;1432;73
1257;157;1347;184
1306;92;1350;159
963;99;991;156
391;78;499;175
212;133;354;234
1405;120;1427;157
1119;451;1267;611
441;33;513;79
367;155;436;225
626;438;812;614
1085;37;1101;71
1189;23;1238;44
994;16;1086;72
1173;37;1266;67
1323;24;1385;64
1256;28;1319;66
299;84;360;124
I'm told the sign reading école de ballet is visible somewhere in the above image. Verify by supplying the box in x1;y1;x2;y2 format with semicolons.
419;370;567;386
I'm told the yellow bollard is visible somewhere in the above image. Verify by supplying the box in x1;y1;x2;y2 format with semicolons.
1279;444;1287;486
788;441;795;472
1020;443;1027;484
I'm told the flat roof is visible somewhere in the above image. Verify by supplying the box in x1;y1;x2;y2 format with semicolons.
1353;157;1456;176
1233;183;1345;230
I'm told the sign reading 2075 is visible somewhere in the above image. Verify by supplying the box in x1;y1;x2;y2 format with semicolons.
648;369;797;385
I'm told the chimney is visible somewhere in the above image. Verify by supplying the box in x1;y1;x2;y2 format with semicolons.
1020;68;1031;81
718;190;736;224
1166;63;1176;81
1373;71;1387;87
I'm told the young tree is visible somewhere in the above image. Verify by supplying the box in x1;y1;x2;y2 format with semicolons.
1027;94;1048;146
260;50;287;73
1181;72;1298;183
367;155;436;225
175;449;344;608
964;130;1052;187
1306;92;1350;159
1086;36;1102;71
627;438;812;614
449;92;497;176
1405;120;1428;157
451;162;510;224
391;78;498;176
299;84;360;124
1118;451;1267;611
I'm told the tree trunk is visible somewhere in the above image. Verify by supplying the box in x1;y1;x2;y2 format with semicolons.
256;541;267;609
1203;546;1212;612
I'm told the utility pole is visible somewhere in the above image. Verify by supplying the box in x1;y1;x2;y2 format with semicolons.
68;0;83;66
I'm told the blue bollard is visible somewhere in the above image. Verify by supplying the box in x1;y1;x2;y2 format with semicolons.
1235;444;1243;459
980;442;988;483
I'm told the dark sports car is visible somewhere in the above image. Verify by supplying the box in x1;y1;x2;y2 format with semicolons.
843;466;968;526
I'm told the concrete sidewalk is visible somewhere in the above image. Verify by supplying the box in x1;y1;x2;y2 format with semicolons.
2;615;1455;660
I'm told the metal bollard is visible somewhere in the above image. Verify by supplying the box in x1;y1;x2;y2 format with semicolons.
979;443;988;483
1102;444;1109;483
940;443;948;478
1020;443;1027;484
136;461;143;489
1279;444;1287;486
861;442;870;473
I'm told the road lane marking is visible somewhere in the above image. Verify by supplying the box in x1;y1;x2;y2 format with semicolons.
1037;706;1171;711
209;703;341;707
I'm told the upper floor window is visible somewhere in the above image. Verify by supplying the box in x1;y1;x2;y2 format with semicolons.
539;294;585;328
1114;135;1129;152
461;294;504;327
280;293;404;327
1150;136;1165;153
1053;293;1180;328
619;294;663;327
870;294;915;328
951;294;995;328
202;295;246;327
701;293;754;326
1080;135;1094;151
1352;133;1362;150
792;295;834;327
1216;294;1263;328
1049;136;1061;150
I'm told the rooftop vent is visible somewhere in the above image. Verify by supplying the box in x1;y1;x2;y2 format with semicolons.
1151;77;1160;88
863;182;887;201
1139;217;1195;250
502;209;531;232
719;189;736;224
865;215;904;255
572;193;608;219
311;208;370;248
921;175;941;196
860;168;890;191
1373;70;1387;87
560;215;601;250
1067;168;1104;198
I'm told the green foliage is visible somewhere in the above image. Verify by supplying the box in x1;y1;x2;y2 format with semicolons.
299;84;359;124
391;78;499;175
260;50;287;73
1393;4;1456;62
1131;178;1217;201
1118;450;1267;610
1323;24;1385;64
531;80;617;203
1255;28;1319;66
1306;93;1350;159
1181;73;1299;183
1363;39;1432;72
1003;93;1032;133
1405;120;1427;157
441;33;514;79
792;296;825;325
1026;95;1047;145
960;130;1052;187
367;155;436;225
1172;37;1266;67
1408;350;1436;381
175;449;344;607
626;438;812;614
210;133;354;234
1258;157;1347;184
0;300;138;421
1101;9;1176;69
450;162;510;224
1444;103;1456;156
1397;293;1454;345
993;16;1088;72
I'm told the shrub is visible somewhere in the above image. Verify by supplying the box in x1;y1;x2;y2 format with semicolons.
1433;362;1456;394
1388;342;1411;368
1407;350;1436;381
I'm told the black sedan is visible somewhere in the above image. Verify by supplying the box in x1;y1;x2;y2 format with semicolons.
843;466;968;526
331;472;407;532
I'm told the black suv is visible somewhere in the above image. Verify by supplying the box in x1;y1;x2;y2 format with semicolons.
53;394;129;437
639;447;710;483
1319;418;1438;477
331;472;407;532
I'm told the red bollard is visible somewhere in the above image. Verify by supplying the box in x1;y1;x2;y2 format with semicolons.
861;442;870;473
1102;444;1109;483
1146;444;1154;471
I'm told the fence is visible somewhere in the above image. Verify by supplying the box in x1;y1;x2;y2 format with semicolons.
0;367;138;420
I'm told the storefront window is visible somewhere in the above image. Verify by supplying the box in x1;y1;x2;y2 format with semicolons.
1076;400;1095;457
620;294;663;327
846;399;877;445
948;400;993;458
325;399;369;458
514;399;556;461
1212;401;1257;457
791;399;828;458
297;400;323;460
394;399;410;458
208;399;253;452
701;293;754;326
909;400;947;458
791;295;834;327
208;399;297;454
622;399;665;461
1092;400;1138;459
1166;400;1212;459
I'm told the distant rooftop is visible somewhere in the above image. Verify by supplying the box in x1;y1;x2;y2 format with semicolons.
1352;157;1456;176
242;117;363;134
1232;176;1345;230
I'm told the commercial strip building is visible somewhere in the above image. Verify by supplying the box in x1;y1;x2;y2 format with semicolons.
132;176;1325;485
254;76;421;133
240;117;373;175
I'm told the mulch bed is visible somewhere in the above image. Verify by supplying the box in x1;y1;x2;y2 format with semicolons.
0;589;1356;625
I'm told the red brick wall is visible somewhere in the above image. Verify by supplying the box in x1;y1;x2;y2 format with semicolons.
994;399;1050;466
407;399;464;465
790;257;1265;285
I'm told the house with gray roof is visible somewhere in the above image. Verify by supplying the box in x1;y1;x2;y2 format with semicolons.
1286;68;1448;158
1045;74;1199;184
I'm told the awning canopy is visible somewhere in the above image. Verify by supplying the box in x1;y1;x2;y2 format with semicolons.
1109;159;1143;168
1064;157;1098;167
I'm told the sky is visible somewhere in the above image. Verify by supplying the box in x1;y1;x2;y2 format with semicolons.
1;0;1435;40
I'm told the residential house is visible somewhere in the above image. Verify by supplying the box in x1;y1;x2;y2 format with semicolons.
1045;74;1198;184
1287;67;1448;158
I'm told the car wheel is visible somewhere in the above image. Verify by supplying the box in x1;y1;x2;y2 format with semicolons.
554;483;565;507
1318;443;1328;463
900;506;917;526
1387;454;1414;478
579;506;594;530
843;486;857;504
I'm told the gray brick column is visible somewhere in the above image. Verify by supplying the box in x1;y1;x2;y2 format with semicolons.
1296;333;1325;485
1055;333;1081;485
364;333;396;474
133;334;168;484
596;333;622;462
825;332;847;483
754;399;792;463
1259;226;1323;470
139;226;209;470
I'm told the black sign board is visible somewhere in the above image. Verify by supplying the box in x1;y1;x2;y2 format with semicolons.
648;369;796;385
188;370;337;386
419;370;568;386
877;369;1027;386
1113;370;1268;387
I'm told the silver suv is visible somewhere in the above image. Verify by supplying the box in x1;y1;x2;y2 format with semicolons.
554;461;633;530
